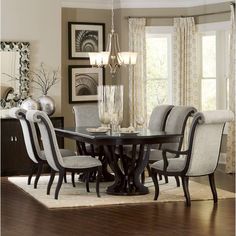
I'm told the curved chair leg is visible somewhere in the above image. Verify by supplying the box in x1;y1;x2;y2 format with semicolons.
86;173;90;192
181;176;191;206
71;172;76;187
64;172;67;183
164;175;169;183
96;167;102;198
141;171;145;184
28;163;37;185
55;170;64;200
47;170;55;195
159;174;162;181
209;173;218;203
146;164;152;177
151;170;159;200
175;176;180;187
34;163;43;189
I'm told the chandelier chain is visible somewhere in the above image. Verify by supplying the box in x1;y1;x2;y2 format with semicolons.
111;0;114;33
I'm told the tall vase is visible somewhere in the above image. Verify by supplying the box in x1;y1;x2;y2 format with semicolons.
97;85;123;132
38;95;55;116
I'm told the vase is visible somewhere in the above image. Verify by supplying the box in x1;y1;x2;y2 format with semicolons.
97;85;123;132
20;97;39;110
38;95;55;116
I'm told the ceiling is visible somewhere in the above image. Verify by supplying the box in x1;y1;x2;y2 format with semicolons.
61;0;230;9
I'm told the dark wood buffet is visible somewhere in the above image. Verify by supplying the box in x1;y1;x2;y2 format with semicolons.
1;117;64;176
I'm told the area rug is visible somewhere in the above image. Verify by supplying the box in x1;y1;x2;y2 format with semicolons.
8;175;235;209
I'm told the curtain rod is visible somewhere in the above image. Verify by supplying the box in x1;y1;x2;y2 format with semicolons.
127;10;230;19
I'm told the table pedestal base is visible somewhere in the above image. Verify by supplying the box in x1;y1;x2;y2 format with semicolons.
104;144;151;196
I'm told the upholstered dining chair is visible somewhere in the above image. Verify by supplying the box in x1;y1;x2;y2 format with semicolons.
150;110;234;206
73;103;100;128
148;106;197;184
26;110;102;199
123;105;174;182
8;108;75;188
73;104;113;181
72;103;101;156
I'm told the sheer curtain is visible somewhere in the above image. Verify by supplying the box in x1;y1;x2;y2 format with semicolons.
128;18;147;127
226;4;236;173
172;17;200;110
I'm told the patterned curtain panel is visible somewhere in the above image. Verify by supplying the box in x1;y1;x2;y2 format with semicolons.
128;18;147;127
226;4;236;174
172;17;200;110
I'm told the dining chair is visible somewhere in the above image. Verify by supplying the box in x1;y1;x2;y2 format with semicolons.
73;103;100;127
8;107;75;188
72;104;113;181
148;106;197;184
150;110;234;206
72;103;101;155
26;110;102;199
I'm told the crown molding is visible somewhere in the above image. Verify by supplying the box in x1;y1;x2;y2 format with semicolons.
61;0;119;9
61;0;230;9
119;0;230;9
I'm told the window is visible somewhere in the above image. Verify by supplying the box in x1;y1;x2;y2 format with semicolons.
198;22;230;111
146;27;172;120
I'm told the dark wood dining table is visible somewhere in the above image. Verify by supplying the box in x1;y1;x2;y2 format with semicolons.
55;127;182;196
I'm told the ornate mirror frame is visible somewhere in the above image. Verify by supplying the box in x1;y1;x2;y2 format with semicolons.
0;41;30;98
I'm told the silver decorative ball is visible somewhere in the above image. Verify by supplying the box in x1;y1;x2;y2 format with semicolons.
38;95;55;116
21;97;39;110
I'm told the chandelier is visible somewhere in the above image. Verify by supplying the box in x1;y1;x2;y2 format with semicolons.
89;0;137;78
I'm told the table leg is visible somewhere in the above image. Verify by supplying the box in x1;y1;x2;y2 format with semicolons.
104;145;125;193
133;145;150;194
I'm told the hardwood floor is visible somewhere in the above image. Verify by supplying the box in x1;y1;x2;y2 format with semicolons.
1;165;235;236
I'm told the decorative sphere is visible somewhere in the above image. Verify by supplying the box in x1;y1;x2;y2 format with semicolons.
38;95;55;116
21;97;39;110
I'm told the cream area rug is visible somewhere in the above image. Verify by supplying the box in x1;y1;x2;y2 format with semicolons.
8;175;235;209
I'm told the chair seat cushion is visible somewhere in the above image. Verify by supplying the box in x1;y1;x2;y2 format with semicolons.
41;149;75;160
148;149;176;162
150;156;186;172
63;156;102;169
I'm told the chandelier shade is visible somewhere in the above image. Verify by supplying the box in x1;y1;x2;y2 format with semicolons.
88;0;137;78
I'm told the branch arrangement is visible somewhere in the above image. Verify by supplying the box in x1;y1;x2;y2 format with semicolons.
30;63;59;95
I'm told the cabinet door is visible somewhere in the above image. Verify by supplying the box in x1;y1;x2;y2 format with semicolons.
1;119;32;176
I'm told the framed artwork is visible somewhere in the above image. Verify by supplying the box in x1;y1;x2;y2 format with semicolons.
68;22;105;59
68;65;104;103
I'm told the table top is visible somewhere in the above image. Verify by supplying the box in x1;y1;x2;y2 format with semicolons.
55;127;182;145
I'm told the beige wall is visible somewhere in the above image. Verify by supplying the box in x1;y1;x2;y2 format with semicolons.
61;8;113;150
1;0;62;115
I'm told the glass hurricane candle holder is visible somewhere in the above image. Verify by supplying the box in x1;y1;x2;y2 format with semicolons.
97;85;123;132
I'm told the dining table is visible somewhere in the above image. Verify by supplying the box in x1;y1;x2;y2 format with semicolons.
55;127;182;196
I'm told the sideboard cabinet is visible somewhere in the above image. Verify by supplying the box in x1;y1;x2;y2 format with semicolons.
1;117;64;176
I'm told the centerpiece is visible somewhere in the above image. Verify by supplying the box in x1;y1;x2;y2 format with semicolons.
30;63;59;116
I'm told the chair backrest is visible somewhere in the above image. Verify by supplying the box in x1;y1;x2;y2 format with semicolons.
26;110;64;171
73;103;100;127
186;110;234;176
8;107;42;163
161;106;197;150
148;105;174;131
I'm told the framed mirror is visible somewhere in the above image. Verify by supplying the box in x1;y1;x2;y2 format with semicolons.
0;42;30;100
